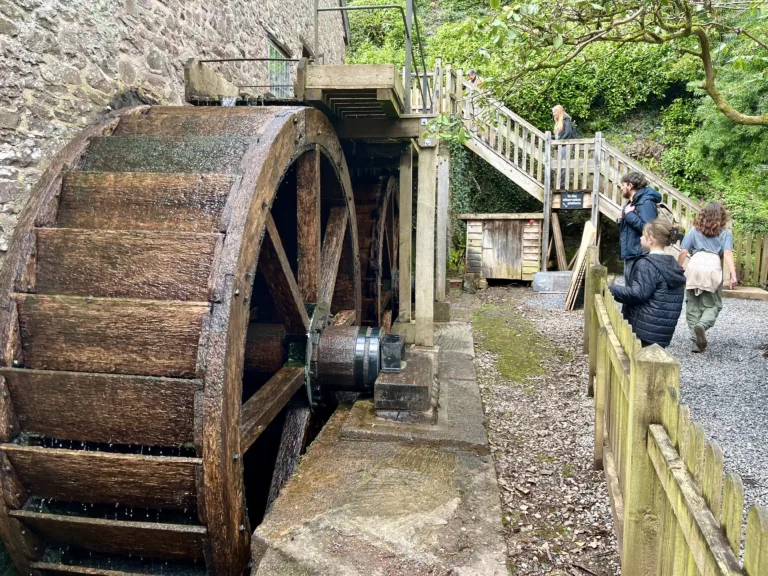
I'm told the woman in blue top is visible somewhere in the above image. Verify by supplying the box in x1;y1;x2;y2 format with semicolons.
677;203;737;352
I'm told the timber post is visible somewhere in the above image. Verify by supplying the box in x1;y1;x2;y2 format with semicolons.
455;69;464;121
435;144;450;301
594;325;607;470
434;57;443;114
541;131;552;271
398;145;413;322
622;345;679;576
404;0;413;114
415;142;438;346
584;245;601;356
592;131;602;229
585;256;606;397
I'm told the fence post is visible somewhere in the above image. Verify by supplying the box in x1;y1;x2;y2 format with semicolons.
455;69;464;121
541;131;552;271
584;245;601;355
622;345;680;576
434;57;442;115
594;325;607;470
592;132;602;228
586;257;606;398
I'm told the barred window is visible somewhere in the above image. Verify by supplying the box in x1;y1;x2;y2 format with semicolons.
268;42;291;98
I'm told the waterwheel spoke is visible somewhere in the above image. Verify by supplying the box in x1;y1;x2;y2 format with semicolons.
318;206;349;305
261;214;310;334
240;365;305;454
296;149;321;304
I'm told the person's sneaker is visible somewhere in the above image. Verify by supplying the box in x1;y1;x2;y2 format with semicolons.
694;324;707;352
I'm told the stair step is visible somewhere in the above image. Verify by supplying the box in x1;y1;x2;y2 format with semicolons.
81;136;252;174
1;445;200;510
13;294;208;377
11;511;206;561
115;107;281;138
34;228;220;301
0;368;198;446
59;172;232;232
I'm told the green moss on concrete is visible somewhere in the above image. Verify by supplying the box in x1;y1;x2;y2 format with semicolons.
473;303;567;384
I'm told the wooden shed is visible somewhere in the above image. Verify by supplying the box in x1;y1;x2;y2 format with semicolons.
457;213;543;281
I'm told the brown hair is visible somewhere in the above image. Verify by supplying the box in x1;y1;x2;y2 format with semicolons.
644;219;679;247
693;203;728;238
620;171;648;191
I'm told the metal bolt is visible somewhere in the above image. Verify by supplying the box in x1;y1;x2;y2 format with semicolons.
26;285;32;291
262;201;268;209
239;524;245;532
234;289;240;297
292;117;298;124
12;360;19;367
233;453;239;460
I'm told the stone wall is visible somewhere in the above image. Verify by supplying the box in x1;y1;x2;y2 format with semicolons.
0;0;347;263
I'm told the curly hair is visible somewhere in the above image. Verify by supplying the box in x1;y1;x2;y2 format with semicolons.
693;203;728;238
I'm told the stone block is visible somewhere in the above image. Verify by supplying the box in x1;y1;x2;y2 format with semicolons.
434;300;451;322
533;271;573;293
184;59;240;101
374;351;433;412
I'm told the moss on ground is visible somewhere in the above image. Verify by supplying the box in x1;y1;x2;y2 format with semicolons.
472;303;568;384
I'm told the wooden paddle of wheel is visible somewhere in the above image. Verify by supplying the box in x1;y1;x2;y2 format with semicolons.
357;175;399;331
0;106;362;576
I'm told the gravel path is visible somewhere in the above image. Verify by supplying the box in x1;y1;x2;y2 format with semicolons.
453;286;620;575
667;297;768;513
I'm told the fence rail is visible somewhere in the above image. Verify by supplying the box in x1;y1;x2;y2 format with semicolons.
585;254;768;576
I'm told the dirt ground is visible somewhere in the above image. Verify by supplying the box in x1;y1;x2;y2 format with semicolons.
449;284;621;576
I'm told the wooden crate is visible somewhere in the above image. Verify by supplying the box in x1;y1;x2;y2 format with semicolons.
458;213;543;281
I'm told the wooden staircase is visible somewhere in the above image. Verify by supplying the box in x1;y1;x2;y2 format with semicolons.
409;62;703;232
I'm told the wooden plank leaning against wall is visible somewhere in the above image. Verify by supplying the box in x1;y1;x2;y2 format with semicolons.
584;257;768;576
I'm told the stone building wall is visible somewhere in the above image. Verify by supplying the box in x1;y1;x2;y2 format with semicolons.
0;0;348;264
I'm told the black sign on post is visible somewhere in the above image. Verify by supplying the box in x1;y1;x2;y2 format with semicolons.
561;192;584;210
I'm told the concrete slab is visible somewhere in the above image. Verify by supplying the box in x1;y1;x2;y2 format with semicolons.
434;322;475;357
434;300;451;322
439;351;476;381
253;407;506;576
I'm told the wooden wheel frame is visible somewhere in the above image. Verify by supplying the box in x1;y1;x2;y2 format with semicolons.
358;175;399;330
0;106;361;576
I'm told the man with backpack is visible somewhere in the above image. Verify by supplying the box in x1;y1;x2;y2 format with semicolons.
618;172;662;286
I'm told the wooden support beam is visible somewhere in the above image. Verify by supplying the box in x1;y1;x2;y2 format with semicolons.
592;132;602;227
551;212;568;271
541;131;552;271
297;148;321;304
415;145;437;346
240;366;305;454
266;406;310;510
435;145;450;302
376;89;401;118
261;214;310;334
334;117;429;140
398;146;413;323
317;207;349;305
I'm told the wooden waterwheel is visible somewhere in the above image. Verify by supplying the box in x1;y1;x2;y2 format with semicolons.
356;175;399;331
0;106;379;576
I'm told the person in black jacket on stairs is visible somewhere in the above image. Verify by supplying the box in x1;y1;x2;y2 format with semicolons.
609;219;686;348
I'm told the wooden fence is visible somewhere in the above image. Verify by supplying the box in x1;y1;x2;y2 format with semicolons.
734;231;768;287
584;251;768;576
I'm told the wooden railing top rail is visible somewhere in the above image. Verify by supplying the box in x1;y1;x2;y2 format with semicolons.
552;138;596;146
461;81;545;137
602;141;699;211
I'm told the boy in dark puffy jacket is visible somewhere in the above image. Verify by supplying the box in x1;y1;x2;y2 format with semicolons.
609;219;686;348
